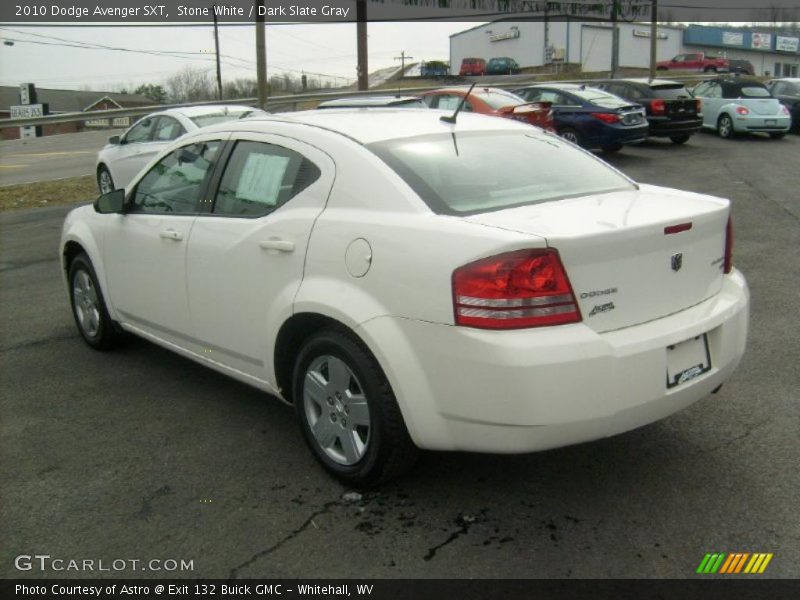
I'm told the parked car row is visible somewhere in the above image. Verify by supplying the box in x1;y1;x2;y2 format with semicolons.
95;77;798;194
72;100;750;485
458;56;521;76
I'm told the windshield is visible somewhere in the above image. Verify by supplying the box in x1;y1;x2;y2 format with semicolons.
368;131;635;216
476;91;526;109
189;109;261;127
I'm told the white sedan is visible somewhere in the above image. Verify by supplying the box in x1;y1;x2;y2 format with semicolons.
692;78;791;138
95;104;266;194
62;109;749;485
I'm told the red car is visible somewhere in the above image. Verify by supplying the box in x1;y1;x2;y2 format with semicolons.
657;52;729;73
459;57;486;76
419;87;555;131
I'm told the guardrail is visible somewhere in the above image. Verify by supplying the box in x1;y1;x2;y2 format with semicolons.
0;73;713;129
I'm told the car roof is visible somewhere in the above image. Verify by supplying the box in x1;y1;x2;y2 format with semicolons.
425;86;514;94
317;96;422;108
610;78;685;86
771;77;800;83
526;83;586;90
201;108;532;145
163;104;260;117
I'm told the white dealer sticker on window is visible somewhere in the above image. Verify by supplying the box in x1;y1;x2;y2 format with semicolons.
236;153;290;205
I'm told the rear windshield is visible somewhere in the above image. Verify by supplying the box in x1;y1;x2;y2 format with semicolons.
367;131;635;216
569;88;629;108
651;84;693;99
475;90;526;109
189;110;261;128
725;85;771;99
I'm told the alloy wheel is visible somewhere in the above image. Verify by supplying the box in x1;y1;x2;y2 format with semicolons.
72;269;101;338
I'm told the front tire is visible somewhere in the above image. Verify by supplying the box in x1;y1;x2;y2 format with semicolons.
68;253;124;350
717;114;735;139
558;128;583;147
704;66;718;73
293;327;418;486
670;134;691;144
97;165;115;194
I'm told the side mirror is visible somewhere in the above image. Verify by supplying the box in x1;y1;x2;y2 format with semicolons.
94;189;125;214
108;135;121;145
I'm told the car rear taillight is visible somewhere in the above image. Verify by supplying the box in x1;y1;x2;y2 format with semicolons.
695;99;702;113
452;249;581;329
724;216;734;274
781;105;790;115
591;112;621;124
736;106;750;115
650;99;666;115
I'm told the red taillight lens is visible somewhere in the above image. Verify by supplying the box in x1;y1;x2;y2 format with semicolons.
695;99;702;113
650;98;666;115
736;106;749;115
591;112;621;124
781;105;790;115
724;216;734;274
452;249;581;329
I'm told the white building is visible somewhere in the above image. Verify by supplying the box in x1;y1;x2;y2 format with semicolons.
449;21;684;74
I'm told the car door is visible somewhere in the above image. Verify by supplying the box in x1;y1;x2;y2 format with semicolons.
683;53;702;71
102;136;226;344
699;82;724;126
185;133;335;382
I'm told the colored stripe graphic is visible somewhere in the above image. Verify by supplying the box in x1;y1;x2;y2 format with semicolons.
702;552;774;574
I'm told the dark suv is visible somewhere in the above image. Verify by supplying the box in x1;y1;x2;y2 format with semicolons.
728;60;755;75
486;57;521;75
592;78;703;144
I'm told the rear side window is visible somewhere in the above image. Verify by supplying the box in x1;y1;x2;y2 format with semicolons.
368;131;635;216
475;90;526;109
724;85;771;99
212;141;321;217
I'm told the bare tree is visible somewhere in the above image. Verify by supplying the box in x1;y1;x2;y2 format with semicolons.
165;67;215;103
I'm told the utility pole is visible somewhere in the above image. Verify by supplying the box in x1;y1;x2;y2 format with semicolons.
255;0;267;109
212;4;223;100
649;0;658;81
610;0;620;78
356;0;368;90
394;51;413;78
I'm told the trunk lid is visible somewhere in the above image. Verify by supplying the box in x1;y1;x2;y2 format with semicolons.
664;98;698;119
464;184;729;333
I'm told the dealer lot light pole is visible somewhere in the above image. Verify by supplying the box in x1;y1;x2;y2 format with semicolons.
255;0;268;109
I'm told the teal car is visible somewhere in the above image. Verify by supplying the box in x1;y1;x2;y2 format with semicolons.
486;57;520;75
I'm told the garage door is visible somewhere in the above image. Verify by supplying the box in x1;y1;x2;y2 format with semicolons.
582;27;612;73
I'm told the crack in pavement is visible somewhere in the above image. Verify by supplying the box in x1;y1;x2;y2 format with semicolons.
227;500;341;580
695;418;771;455
723;162;800;222
423;514;477;562
0;331;75;353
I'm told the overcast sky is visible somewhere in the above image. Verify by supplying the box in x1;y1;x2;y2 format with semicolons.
0;22;473;91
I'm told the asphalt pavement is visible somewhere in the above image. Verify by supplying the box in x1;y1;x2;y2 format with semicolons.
0;130;798;579
0;130;121;187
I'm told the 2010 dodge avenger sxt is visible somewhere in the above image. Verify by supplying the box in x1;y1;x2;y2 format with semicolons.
60;109;749;485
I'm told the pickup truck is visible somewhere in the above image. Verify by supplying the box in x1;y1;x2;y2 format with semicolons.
657;52;729;73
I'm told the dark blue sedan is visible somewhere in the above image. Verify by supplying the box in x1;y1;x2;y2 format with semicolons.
514;84;649;152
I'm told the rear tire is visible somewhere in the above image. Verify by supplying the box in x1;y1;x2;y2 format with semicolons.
704;66;718;73
558;128;583;147
68;252;124;350
293;327;419;487
717;114;735;139
769;132;786;140
670;134;691;144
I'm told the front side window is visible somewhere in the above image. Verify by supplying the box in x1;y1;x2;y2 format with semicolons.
368;131;635;216
130;141;221;214
212;141;321;217
124;117;156;143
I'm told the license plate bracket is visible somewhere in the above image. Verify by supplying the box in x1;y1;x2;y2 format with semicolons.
666;334;711;388
766;119;777;125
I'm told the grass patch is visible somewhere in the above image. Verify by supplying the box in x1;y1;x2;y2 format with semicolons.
0;175;97;212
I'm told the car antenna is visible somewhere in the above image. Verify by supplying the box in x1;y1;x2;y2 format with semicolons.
440;83;476;124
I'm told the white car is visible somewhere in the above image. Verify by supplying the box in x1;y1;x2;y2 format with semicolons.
95;105;266;194
62;109;749;485
692;78;791;138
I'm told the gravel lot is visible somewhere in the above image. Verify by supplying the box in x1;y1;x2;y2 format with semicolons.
1;130;798;579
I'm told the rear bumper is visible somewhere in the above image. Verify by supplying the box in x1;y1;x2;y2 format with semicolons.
647;116;703;137
358;271;749;453
586;123;649;148
733;115;792;132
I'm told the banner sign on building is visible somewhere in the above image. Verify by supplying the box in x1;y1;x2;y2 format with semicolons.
776;36;799;52
751;32;772;50
488;29;520;43
633;29;668;40
722;31;744;46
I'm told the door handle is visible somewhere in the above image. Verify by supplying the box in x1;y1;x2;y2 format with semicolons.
259;239;295;253
159;229;183;241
